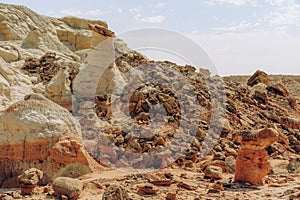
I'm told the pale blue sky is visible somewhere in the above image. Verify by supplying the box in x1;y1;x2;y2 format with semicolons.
2;0;300;75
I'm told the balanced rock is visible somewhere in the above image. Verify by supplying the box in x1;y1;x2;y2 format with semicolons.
233;128;279;185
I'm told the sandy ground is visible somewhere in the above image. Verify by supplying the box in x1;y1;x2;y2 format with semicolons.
1;158;299;200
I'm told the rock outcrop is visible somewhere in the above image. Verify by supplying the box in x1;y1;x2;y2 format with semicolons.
233;128;279;185
0;94;98;187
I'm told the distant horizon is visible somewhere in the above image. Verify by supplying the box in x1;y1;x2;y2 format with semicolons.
1;0;300;76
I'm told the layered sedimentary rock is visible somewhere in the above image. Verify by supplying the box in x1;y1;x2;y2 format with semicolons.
233;128;279;185
0;94;98;187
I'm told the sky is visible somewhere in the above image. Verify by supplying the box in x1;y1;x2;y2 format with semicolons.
2;0;300;75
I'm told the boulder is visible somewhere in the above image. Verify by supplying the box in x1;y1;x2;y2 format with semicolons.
53;177;83;200
233;128;279;185
247;70;268;87
0;45;20;62
44;68;72;111
267;82;289;97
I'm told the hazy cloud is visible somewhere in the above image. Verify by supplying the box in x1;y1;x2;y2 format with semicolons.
134;13;165;23
60;9;109;16
213;21;260;32
207;0;258;6
129;6;142;13
153;2;166;9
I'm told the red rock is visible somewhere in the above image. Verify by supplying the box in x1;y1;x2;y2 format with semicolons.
247;70;268;87
234;148;270;185
233;128;279;185
150;180;177;186
138;185;158;195
166;193;177;200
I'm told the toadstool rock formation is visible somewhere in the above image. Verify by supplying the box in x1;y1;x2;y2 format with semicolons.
233;128;279;185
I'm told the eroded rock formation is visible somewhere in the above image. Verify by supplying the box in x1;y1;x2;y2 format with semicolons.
233;128;279;185
0;94;99;187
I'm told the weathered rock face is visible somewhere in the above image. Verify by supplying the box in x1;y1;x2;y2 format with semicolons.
0;2;113;62
0;94;98;187
233;128;279;185
0;62;34;107
61;16;108;30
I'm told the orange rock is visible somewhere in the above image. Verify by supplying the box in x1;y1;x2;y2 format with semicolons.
234;148;270;185
233;128;279;185
233;128;279;150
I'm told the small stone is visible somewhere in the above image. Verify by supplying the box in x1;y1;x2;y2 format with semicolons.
212;183;225;191
287;158;300;173
150;180;176;186
102;184;130;200
204;165;223;180
61;194;68;200
207;189;221;194
166;193;176;200
138;185;158;196
177;180;198;190
225;156;236;173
